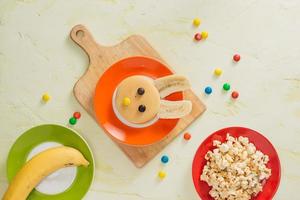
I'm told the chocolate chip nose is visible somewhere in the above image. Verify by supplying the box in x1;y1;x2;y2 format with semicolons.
137;87;145;95
138;105;146;112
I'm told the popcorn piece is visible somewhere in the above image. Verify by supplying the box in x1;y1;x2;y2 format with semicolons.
247;143;256;155
213;140;221;146
219;144;230;153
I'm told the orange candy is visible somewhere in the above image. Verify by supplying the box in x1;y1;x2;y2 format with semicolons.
184;133;191;140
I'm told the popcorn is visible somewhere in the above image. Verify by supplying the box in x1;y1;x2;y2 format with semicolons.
200;134;271;200
219;144;230;153
213;140;222;146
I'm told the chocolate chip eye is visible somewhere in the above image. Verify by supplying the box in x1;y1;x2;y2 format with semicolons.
138;105;146;112
137;87;145;95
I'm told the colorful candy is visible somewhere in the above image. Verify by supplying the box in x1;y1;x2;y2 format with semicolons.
193;18;201;27
205;86;213;94
184;133;191;140
231;91;239;99
214;68;222;76
42;93;51;102
158;171;166;179
201;31;208;39
122;97;131;106
233;54;240;62
69;117;77;125
161;155;169;164
194;33;202;41
73;112;81;119
223;83;231;91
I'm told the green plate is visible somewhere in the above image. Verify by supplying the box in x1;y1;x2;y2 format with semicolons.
6;124;94;200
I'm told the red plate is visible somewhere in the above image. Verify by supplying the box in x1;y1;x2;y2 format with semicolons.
94;56;182;146
192;127;281;200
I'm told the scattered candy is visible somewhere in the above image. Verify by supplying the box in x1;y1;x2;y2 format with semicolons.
201;31;208;39
233;54;241;62
158;171;166;179
138;105;146;112
42;93;51;102
194;33;202;41
122;97;131;106
161;155;169;164
73;112;81;119
214;68;223;76
223;83;231;91
193;18;201;27
184;133;191;140
231;91;239;99
137;87;145;95
204;86;213;94
69;117;77;125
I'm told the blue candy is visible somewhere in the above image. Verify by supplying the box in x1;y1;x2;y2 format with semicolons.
204;86;212;94
161;155;169;164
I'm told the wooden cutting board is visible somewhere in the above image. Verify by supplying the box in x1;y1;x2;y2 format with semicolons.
70;24;206;168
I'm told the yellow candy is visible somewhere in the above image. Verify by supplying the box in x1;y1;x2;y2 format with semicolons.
158;171;166;179
122;97;131;106
42;93;51;102
193;18;201;27
214;68;222;76
201;31;208;39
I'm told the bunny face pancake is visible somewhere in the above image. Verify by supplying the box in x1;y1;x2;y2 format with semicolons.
115;75;161;124
113;74;193;128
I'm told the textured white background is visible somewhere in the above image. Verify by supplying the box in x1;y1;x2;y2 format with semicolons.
0;0;300;199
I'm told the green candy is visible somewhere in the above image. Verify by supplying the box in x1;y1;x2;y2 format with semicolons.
69;117;77;125
223;83;231;91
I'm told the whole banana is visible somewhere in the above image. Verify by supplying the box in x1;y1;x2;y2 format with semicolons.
3;146;89;200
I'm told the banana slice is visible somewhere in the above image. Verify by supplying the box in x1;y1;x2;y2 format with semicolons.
158;100;192;119
3;146;89;200
154;75;191;98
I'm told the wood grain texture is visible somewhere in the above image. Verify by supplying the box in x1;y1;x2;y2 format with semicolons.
70;25;206;167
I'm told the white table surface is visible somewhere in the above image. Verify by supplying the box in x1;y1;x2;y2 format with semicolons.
0;0;299;199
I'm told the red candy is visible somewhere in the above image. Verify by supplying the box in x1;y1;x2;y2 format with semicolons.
233;54;240;62
184;133;191;140
231;91;239;99
73;112;81;119
194;33;202;41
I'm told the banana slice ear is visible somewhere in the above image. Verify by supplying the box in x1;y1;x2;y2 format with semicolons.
154;75;191;98
158;100;192;119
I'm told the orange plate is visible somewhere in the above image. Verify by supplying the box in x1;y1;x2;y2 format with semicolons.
94;56;182;146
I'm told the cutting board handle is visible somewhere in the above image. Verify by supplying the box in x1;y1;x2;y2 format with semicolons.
70;25;102;61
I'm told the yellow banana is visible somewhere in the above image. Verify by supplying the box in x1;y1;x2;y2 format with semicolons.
3;146;89;200
159;100;192;118
154;75;191;98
